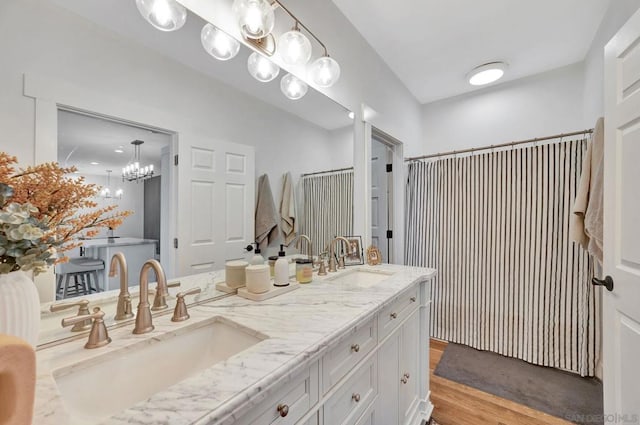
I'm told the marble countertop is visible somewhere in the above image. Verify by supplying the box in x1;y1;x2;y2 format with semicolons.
79;237;158;248
34;264;435;425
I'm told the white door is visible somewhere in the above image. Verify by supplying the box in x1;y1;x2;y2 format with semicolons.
371;137;390;263
175;132;255;276
603;9;640;422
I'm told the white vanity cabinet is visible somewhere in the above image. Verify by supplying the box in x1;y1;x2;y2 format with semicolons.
232;277;432;425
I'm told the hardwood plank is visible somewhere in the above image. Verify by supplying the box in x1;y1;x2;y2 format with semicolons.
429;339;575;425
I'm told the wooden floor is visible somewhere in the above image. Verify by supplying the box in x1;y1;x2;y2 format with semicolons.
429;339;575;425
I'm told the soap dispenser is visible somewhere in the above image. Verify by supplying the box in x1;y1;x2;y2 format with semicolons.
274;244;289;287
248;242;265;265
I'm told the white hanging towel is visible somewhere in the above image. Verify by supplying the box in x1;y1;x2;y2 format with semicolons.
572;117;604;264
255;174;279;251
280;172;297;245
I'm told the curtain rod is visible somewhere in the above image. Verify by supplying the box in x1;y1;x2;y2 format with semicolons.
301;166;353;177
405;129;594;162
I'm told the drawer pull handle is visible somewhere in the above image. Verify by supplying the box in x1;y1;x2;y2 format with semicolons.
277;404;289;417
401;377;408;384
351;343;360;353
410;296;416;302
352;393;361;403
404;372;410;379
390;312;398;319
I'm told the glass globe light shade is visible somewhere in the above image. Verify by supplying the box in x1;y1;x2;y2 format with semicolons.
232;0;275;40
247;52;280;82
201;23;240;61
280;73;308;100
135;0;187;32
278;29;312;66
309;55;341;87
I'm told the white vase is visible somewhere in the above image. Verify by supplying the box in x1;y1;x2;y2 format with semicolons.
0;271;41;347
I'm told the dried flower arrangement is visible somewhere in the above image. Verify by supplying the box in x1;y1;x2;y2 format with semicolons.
0;152;131;275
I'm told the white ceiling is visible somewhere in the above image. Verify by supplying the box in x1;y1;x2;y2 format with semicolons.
331;0;611;103
58;110;171;177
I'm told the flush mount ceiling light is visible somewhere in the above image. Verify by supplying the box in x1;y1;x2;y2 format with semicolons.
232;0;275;40
280;73;308;100
467;62;507;86
135;0;187;32
201;23;241;61
122;140;154;183
114;146;124;153
278;23;312;66
247;52;280;82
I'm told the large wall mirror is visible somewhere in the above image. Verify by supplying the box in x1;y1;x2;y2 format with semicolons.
5;0;355;346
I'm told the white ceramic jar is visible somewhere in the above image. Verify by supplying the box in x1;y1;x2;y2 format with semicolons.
245;264;271;294
225;260;249;289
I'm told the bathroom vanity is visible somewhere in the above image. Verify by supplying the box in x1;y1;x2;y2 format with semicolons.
34;264;435;425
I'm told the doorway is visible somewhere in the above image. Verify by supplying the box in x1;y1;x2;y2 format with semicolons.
56;108;173;298
371;133;394;263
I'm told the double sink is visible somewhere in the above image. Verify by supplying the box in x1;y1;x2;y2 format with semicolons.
44;267;395;424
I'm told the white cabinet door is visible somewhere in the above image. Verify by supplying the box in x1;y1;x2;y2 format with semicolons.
376;332;399;425
603;9;640;419
176;132;254;276
399;310;420;425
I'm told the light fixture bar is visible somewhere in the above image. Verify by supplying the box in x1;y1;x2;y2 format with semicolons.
271;0;328;56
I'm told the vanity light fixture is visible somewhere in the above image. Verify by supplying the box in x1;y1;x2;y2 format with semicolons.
201;23;241;61
232;0;275;40
309;55;341;88
247;52;280;82
100;170;124;200
122;140;154;183
135;0;187;32
280;73;308;100
467;62;507;86
277;23;312;66
348;111;355;120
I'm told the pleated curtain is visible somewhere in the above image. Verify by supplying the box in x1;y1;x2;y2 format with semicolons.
301;171;354;255
405;139;599;376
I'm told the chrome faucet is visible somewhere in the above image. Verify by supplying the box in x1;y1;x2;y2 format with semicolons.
133;259;167;334
287;234;315;267
109;253;133;320
329;236;351;272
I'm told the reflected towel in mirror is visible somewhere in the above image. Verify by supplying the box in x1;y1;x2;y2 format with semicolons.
280;172;297;245
255;174;279;251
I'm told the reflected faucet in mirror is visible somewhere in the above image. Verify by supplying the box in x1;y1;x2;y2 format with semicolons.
109;253;133;321
329;236;351;273
50;299;92;332
62;307;111;349
287;234;315;268
134;259;167;334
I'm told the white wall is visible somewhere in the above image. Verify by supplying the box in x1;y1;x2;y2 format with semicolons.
583;0;640;126
421;62;586;154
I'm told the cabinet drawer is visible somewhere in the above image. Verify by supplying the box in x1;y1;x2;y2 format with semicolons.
323;356;377;425
236;361;319;425
322;317;377;393
354;399;376;425
378;285;419;340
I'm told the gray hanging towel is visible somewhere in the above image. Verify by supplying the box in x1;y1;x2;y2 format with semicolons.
280;172;297;245
572;117;604;264
255;174;279;251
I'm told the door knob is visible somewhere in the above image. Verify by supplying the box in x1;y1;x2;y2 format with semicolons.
592;276;614;292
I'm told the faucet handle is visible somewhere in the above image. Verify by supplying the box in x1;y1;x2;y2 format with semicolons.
171;287;202;322
50;299;92;332
62;307;111;349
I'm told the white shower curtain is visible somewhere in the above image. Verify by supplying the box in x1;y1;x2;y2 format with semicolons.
301;170;354;255
405;139;600;376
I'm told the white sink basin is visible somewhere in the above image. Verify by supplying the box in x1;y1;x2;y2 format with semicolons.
52;316;265;423
327;269;394;287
